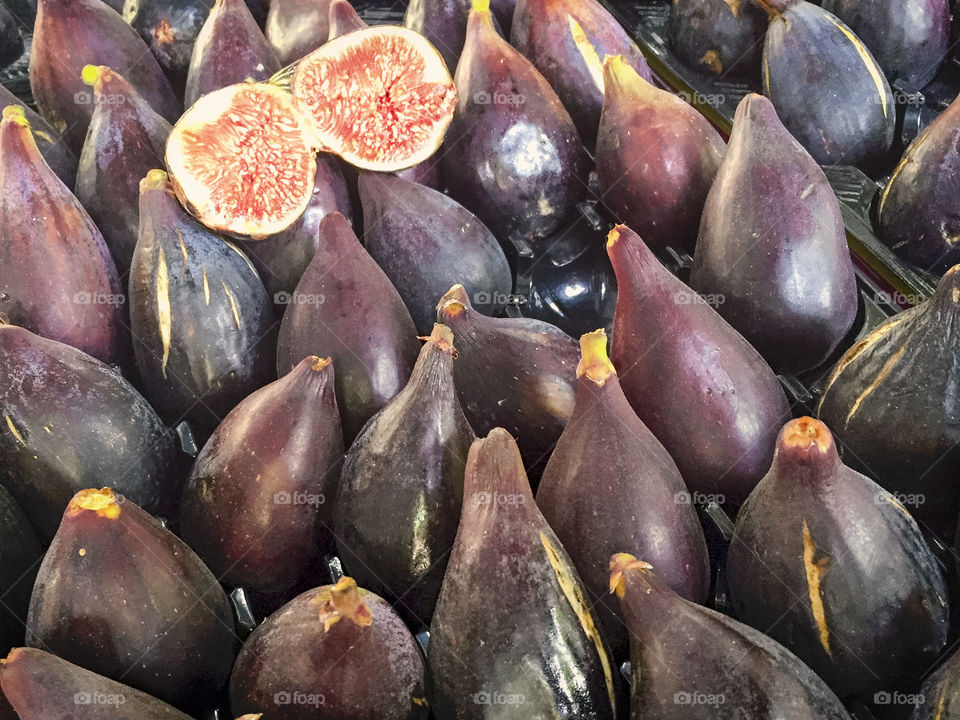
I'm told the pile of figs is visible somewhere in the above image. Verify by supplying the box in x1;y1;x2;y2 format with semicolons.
2;0;960;718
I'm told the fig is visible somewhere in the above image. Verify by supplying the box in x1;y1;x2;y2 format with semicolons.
536;329;710;661
184;0;281;108
610;553;851;719
26;488;237;712
668;0;766;78
726;417;949;700
820;0;950;89
817;266;960;541
510;0;654;149
357;172;512;332
0;325;181;543
29;0;179;154
230;577;428;720
335;324;474;625
443;0;589;241
277;212;419;442
436;284;579;477
129;169;276;441
608;225;790;508
327;0;365;39
911;648;960;719
75;65;172;274
123;0;208;92
0;648;196;720
596;55;724;255
180;355;343;597
690;93;858;375
876;91;960;273
265;0;331;64
0;106;126;365
0;486;40;656
0;84;77;188
429;428;618;719
402;0;474;76
758;0;895;172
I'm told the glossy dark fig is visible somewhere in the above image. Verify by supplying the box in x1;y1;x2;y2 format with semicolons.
0;84;77;187
184;0;281;108
403;0;472;76
230;577;428;720
817;266;960;541
429;428;618;719
596;55;724;254
668;0;766;78
536;329;710;661
436;284;579;477
726;417;949;700
26;488;237;712
327;0;365;38
0;5;21;66
75;65;172;275
690;93;858;374
358;172;512;333
335;324;474;625
123;0;208;91
265;0;330;65
396;159;443;190
910;647;960;719
443;0;590;242
0;486;40;656
758;0;895;172
129;170;275;441
511;0;653;149
29;0;179;154
0;325;181;543
180;355;343;597
610;553;852;719
276;212;419;443
0;106;126;365
608;225;790;508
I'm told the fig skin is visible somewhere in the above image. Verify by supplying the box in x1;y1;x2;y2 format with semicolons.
611;554;851;719
511;0;654;149
26;489;238;713
596;55;725;255
690;93;858;375
443;1;590;242
910;647;960;719
403;0;475;75
230;578;428;720
536;330;710;661
276;212;420;443
180;355;343;597
0;487;41;656
817;266;960;542
129;170;276;442
265;0;331;65
123;0;209;93
668;0;766;78
29;0;180;154
726;418;949;701
759;0;895;173
335;324;474;625
0;107;127;366
608;225;790;508
428;429;618;720
75;66;172;275
327;0;365;38
876;92;960;273
0;84;76;188
358;172;512;333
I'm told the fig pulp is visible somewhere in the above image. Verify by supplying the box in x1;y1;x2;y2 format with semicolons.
0;106;126;365
436;284;579;477
0;84;77;187
596;55;724;255
123;0;208;92
0;325;181;543
26;489;237;712
335;324;474;625
511;0;654;149
608;225;790;508
230;577;428;720
876;91;960;273
75;65;172;275
690;93;858;374
668;0;766;78
429;429;618;719
29;0;179;153
265;0;331;64
0;487;40;656
911;647;960;719
180;355;343;597
444;0;589;241
817;266;960;541
326;0;365;39
358;172;512;332
759;0;895;172
536;329;710;661
725;418;949;700
129;170;276;441
184;0;281;108
611;554;851;719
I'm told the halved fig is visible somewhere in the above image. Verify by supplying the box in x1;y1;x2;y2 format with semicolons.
290;25;457;171
165;82;317;238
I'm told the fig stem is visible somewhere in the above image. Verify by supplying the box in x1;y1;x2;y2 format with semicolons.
782;417;832;453
309;356;332;371
68;488;122;520
472;0;490;12
577;329;616;385
419;323;457;356
608;553;653;597
313;577;373;631
81;64;102;88
1;105;28;127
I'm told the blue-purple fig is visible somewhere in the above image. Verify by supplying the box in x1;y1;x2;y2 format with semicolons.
668;0;766;78
123;0;208;92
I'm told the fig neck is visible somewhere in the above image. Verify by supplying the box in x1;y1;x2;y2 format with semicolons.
287;355;335;397
0;109;43;171
771;417;843;485
931;266;960;316
609;553;676;630
461;429;535;520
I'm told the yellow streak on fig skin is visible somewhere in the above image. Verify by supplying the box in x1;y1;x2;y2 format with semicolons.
826;16;888;118
883;494;913;520
202;267;210;305
412;697;428;707
4;414;25;446
700;50;723;74
568;16;605;93
802;521;832;659
877;133;927;220
221;281;241;329
762;56;771;94
935;685;946;720
725;0;741;17
578;329;616;385
844;343;907;426
176;230;189;268
156;248;172;379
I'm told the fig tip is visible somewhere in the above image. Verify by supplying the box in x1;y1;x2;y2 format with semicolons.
471;0;490;12
606;226;624;248
309;356;332;371
781;417;833;454
577;329;616;384
437;284;470;317
68;488;122;520
80;64;103;88
1;105;28;127
140;169;170;193
608;553;653;597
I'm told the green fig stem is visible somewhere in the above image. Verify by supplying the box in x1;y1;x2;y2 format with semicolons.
472;0;490;12
577;329;616;385
140;169;170;194
420;323;457;356
609;553;654;597
1;105;29;128
81;64;103;89
68;488;122;520
312;577;373;631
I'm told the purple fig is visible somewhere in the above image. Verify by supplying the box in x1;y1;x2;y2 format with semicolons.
327;0;365;39
668;0;766;78
123;0;209;92
265;0;331;64
0;84;77;187
910;646;960;719
0;486;41;656
403;0;473;75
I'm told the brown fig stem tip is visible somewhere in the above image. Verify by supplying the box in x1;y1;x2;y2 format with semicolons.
420;323;457;356
782;417;832;454
608;553;653;598
309;356;332;371
312;577;373;631
577;329;616;385
68;488;121;520
1;105;28;127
